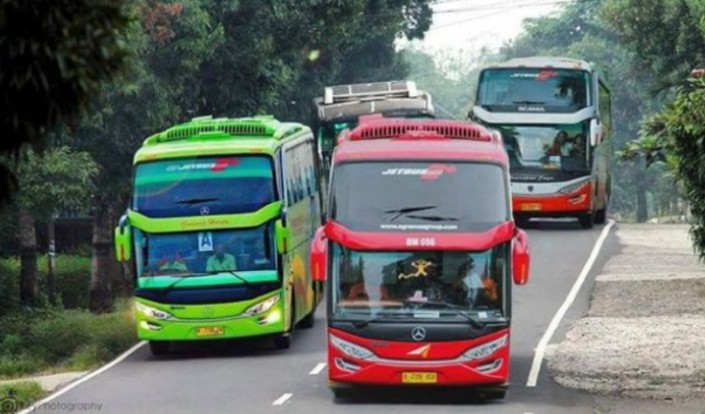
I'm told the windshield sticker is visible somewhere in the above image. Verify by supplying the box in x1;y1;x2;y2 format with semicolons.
536;70;559;81
381;164;457;181
197;232;214;252
398;259;435;280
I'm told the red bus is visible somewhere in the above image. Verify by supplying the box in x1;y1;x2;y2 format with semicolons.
310;116;531;400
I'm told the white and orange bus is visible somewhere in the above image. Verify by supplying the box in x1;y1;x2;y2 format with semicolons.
470;57;612;228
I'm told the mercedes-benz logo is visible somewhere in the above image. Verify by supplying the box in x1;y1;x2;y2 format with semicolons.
411;326;426;342
199;206;210;215
203;306;214;316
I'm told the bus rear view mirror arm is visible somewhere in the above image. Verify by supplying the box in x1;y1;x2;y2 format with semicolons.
275;219;292;254
512;228;530;285
310;226;328;282
114;213;132;262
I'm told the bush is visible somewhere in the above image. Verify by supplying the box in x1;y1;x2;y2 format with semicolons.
0;303;136;378
0;381;45;413
0;259;20;314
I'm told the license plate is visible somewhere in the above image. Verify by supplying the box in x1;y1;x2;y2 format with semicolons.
521;203;542;211
196;327;224;337
402;372;437;384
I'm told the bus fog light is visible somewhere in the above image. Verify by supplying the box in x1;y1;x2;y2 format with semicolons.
330;334;375;360
335;357;361;372
461;335;508;361
140;321;163;331
244;295;280;316
258;309;282;325
476;358;503;373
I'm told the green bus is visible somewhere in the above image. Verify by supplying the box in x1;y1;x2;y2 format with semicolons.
114;115;324;355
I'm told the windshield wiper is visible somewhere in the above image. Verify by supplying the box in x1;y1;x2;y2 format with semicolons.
176;197;219;206
405;214;458;222
384;205;437;222
403;300;484;329
216;270;252;287
512;100;546;105
157;272;208;298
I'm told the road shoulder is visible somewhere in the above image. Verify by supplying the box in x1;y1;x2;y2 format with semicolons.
547;223;705;403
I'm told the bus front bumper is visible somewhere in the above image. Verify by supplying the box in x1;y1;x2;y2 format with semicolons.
136;300;287;341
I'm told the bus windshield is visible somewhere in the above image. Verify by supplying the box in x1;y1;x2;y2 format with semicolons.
496;123;590;176
330;161;509;232
331;245;509;321
133;223;276;278
133;156;275;218
477;68;590;112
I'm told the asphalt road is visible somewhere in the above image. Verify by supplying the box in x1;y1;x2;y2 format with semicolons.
28;219;616;414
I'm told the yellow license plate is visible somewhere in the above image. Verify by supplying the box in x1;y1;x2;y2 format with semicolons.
521;203;542;211
196;327;224;337
402;372;437;384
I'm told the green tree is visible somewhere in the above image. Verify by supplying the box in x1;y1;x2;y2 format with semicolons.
13;147;99;305
0;0;132;206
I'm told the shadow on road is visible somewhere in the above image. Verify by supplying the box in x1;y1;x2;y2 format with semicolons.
518;218;604;232
331;387;505;406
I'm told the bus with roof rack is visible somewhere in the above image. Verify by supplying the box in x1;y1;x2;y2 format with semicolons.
113;115;323;355
309;115;531;399
311;80;435;202
469;56;612;228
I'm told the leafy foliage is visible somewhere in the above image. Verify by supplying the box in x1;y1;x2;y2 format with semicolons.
0;0;133;205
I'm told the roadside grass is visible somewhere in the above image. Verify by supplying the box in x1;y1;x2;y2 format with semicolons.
0;381;46;413
0;299;136;380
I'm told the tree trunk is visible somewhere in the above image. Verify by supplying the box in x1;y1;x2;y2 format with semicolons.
18;208;38;306
47;219;57;305
635;159;648;223
89;203;114;313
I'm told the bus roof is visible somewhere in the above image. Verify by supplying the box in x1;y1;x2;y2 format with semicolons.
313;80;434;122
133;115;310;163
332;116;507;165
485;56;593;71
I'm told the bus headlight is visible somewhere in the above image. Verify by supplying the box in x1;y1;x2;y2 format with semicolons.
460;334;508;361
244;295;280;316
558;179;590;195
135;302;174;320
329;334;375;360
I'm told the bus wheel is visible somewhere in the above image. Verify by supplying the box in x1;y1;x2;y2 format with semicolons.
149;341;169;356
298;310;315;329
331;387;354;400
482;389;506;400
579;213;594;229
594;208;607;224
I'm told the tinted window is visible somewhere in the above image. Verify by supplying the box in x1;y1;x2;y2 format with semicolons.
478;68;590;112
133;156;275;218
331;161;509;232
284;139;317;206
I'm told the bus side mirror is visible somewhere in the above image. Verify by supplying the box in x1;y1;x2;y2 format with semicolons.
275;219;291;254
114;219;132;262
512;229;530;285
589;118;601;146
310;227;328;282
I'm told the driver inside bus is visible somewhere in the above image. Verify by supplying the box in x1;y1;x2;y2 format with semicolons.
206;244;236;272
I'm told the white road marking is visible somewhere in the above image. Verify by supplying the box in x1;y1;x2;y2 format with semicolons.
526;219;615;387
17;341;147;414
272;393;293;405
309;362;327;375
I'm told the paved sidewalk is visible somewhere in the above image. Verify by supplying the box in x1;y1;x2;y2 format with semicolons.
0;371;87;392
548;224;705;400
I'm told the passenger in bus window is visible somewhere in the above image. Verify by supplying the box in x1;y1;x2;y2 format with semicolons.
546;131;571;156
571;133;586;157
158;252;189;273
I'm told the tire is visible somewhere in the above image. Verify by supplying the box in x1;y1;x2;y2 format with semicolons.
331;387;354;400
149;341;169;356
482;389;506;400
594;208;607;224
298;310;315;329
578;213;594;229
